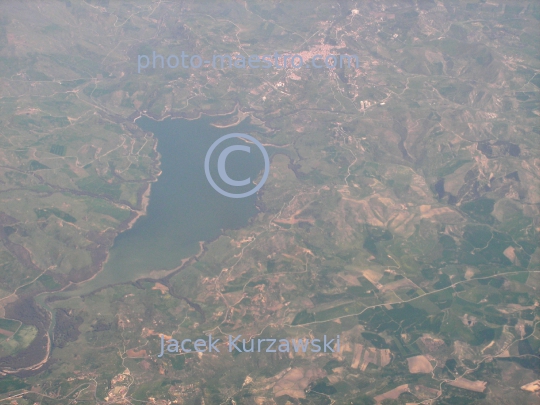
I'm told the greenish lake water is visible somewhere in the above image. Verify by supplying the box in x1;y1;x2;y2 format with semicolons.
72;114;265;295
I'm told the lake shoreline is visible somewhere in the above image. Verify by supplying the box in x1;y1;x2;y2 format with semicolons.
72;109;264;291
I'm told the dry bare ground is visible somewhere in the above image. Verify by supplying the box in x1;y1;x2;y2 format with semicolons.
273;367;325;399
406;355;434;374
374;384;410;404
521;380;540;393
448;378;487;393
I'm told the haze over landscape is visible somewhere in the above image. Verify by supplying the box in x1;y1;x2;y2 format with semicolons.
0;1;538;404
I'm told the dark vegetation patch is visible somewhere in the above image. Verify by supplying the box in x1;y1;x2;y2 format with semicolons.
0;376;29;394
53;309;83;348
310;379;337;395
361;332;389;349
477;141;520;158
49;144;67;156
363;226;392;256
460;198;495;224
291;309;315;325
29;160;50;170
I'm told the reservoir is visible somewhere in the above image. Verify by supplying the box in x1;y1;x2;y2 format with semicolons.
74;113;266;294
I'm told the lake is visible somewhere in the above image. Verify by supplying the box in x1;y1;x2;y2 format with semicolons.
74;113;266;294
